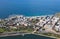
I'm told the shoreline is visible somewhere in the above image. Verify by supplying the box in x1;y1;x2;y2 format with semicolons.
0;14;53;19
35;34;57;39
0;32;58;39
0;32;31;37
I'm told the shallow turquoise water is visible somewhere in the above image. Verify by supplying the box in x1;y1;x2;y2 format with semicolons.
0;34;55;39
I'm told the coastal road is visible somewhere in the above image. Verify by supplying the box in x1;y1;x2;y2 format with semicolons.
0;31;32;37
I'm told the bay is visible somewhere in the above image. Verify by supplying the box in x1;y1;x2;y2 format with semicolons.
0;34;55;39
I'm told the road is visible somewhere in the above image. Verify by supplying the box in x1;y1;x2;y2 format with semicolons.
0;31;32;37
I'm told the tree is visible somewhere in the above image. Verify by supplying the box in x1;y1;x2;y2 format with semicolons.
0;28;5;33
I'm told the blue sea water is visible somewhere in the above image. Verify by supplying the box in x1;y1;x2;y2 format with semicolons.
0;34;55;39
0;0;60;18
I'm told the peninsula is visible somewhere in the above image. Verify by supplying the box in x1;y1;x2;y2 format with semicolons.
0;13;60;39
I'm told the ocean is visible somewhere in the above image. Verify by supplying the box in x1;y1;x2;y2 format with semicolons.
0;0;60;18
0;34;55;39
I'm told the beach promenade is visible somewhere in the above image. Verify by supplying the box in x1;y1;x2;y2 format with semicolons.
0;31;32;37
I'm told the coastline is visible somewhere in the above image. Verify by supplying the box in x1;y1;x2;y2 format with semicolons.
0;32;57;39
35;34;57;39
0;32;32;37
1;14;53;19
